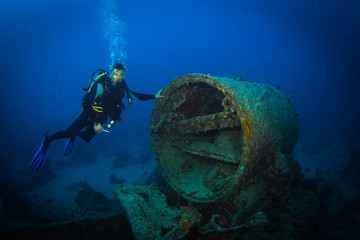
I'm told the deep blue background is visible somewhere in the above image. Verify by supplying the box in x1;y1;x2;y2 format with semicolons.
0;0;359;173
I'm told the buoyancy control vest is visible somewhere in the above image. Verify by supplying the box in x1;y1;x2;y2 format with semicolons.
82;70;127;123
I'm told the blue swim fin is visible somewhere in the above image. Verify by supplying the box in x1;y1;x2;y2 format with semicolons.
30;131;49;171
64;136;75;157
29;143;47;171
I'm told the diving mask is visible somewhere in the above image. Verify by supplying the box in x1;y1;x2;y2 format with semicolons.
112;69;124;81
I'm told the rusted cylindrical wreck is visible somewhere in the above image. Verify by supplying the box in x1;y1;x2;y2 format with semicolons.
149;74;299;202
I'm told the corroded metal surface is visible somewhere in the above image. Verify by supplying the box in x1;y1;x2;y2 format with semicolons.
149;74;299;202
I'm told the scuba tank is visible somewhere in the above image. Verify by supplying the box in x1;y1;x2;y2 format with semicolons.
82;69;108;91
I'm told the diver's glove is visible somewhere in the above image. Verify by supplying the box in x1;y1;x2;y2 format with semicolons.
155;89;164;98
93;122;103;133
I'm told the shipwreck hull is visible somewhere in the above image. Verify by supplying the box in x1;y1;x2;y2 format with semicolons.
149;74;299;203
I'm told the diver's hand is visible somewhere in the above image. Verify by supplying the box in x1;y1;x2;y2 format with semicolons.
93;123;103;133
155;89;164;98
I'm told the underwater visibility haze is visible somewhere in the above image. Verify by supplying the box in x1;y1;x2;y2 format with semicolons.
0;0;359;239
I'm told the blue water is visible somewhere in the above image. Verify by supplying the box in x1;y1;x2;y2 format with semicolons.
0;0;359;234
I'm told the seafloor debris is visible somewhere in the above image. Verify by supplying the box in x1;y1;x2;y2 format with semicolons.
114;184;201;240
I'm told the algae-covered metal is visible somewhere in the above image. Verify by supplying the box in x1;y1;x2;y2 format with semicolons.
149;74;299;202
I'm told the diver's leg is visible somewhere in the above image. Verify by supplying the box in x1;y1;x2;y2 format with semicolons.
77;122;96;142
43;112;88;151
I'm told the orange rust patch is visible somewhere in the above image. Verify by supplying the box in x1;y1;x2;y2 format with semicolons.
244;117;251;145
179;215;191;231
181;159;190;169
187;190;199;197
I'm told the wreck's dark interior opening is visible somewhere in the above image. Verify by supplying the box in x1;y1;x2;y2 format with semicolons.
175;82;225;118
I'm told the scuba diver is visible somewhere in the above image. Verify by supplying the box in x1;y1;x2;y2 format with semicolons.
30;63;163;171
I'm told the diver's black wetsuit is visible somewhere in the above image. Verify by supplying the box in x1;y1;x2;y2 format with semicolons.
42;75;155;151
